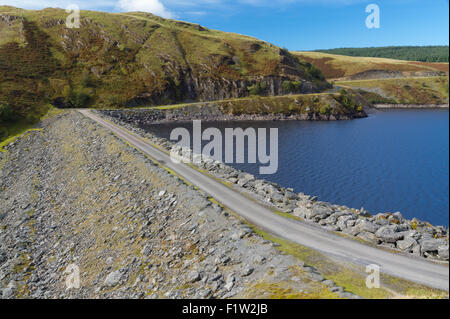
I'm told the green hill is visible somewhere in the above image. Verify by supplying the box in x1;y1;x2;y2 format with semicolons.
293;51;448;79
315;46;449;63
0;6;328;136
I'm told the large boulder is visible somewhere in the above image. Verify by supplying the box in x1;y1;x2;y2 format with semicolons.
396;237;417;251
337;215;356;231
357;231;378;243
187;270;201;283
322;215;337;225
421;238;447;252
355;220;380;234
375;225;404;243
307;205;333;220
284;190;298;200
411;244;422;256
292;206;309;218
438;245;449;260
104;270;123;287
293;204;332;220
374;213;390;225
392;212;404;222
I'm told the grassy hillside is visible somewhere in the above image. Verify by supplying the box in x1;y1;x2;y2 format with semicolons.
215;91;366;117
336;77;449;105
0;6;329;140
315;46;449;63
292;51;449;79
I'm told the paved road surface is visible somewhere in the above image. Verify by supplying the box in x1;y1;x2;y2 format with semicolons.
79;109;449;291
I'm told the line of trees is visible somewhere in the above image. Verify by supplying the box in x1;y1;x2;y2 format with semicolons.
315;46;449;62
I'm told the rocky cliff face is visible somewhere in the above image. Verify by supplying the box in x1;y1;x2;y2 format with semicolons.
101;91;368;126
126;75;319;107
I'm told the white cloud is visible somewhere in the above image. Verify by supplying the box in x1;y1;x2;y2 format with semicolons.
117;0;174;18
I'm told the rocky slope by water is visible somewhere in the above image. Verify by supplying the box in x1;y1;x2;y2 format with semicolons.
0;111;355;299
99;90;368;125
100;110;449;263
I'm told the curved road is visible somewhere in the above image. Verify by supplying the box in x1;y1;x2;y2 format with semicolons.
79;110;449;291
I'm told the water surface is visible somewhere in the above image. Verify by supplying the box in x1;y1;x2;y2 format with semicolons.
142;109;449;226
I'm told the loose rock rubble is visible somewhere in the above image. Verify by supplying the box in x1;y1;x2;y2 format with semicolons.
0;112;356;299
101;110;449;263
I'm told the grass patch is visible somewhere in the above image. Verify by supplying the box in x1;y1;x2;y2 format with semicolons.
337;77;449;104
0;105;63;150
245;281;341;299
0;124;42;152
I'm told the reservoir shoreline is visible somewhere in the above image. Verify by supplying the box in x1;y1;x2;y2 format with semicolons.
374;104;449;109
97;109;449;263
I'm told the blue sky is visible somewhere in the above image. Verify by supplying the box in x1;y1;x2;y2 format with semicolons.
1;0;448;50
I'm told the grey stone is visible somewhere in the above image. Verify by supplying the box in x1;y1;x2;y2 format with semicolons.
224;281;234;291
356;220;380;234
104;271;123;287
2;287;14;299
324;225;340;232
396;237;417;251
438;245;449;260
375;225;404;243
271;193;284;203
198;289;212;298
378;243;396;249
412;244;422;256
188;271;201;283
141;245;152;256
307;272;324;282
253;255;266;264
421;239;447;252
210;273;222;281
307;205;332;220
336;215;355;231
158;190;166;197
322;215;337;225
393;212;404;221
357;231;378;243
284;191;297;200
242;266;254;277
292;206;309;218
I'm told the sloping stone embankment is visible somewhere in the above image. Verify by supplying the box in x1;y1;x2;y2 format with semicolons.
0;112;353;299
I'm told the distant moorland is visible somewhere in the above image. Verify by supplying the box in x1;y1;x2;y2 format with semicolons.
315;46;449;63
293;51;449;79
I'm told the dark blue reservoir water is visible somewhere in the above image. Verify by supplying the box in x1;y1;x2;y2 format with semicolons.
142;109;449;226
